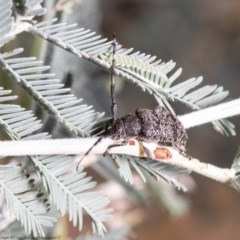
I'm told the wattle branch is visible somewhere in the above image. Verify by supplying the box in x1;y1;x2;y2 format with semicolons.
0;137;238;191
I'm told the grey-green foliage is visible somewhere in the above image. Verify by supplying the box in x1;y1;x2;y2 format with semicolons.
111;155;189;191
0;48;104;137
0;0;236;238
28;18;235;136
0;87;111;236
231;147;240;191
0;2;112;234
0;166;56;237
0;0;14;46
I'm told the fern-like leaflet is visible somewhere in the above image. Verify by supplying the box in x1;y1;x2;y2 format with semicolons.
27;19;235;136
0;0;47;48
0;48;104;137
0;86;111;236
0;166;56;237
0;0;14;47
111;155;189;192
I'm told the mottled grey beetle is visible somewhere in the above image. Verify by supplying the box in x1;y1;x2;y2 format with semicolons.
108;106;188;153
76;35;188;170
77;105;188;170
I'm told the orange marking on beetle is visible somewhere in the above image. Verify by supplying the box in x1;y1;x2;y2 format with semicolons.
128;139;136;145
154;147;172;160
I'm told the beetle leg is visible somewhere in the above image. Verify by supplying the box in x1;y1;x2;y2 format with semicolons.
137;139;152;158
103;139;128;156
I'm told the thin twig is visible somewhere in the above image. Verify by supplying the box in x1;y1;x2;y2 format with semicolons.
0;138;238;191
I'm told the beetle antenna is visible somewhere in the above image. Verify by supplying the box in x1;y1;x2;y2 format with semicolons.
76;35;117;170
110;33;117;123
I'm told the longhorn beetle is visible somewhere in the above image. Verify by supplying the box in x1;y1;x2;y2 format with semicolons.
76;34;188;170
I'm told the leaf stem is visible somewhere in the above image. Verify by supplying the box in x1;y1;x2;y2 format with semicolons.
179;98;240;129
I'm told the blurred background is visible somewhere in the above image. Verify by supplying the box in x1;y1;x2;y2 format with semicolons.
50;0;240;239
4;0;240;239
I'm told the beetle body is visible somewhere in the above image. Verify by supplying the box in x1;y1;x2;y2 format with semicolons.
109;106;188;152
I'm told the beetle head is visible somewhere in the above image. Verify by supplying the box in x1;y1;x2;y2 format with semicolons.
109;114;141;139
